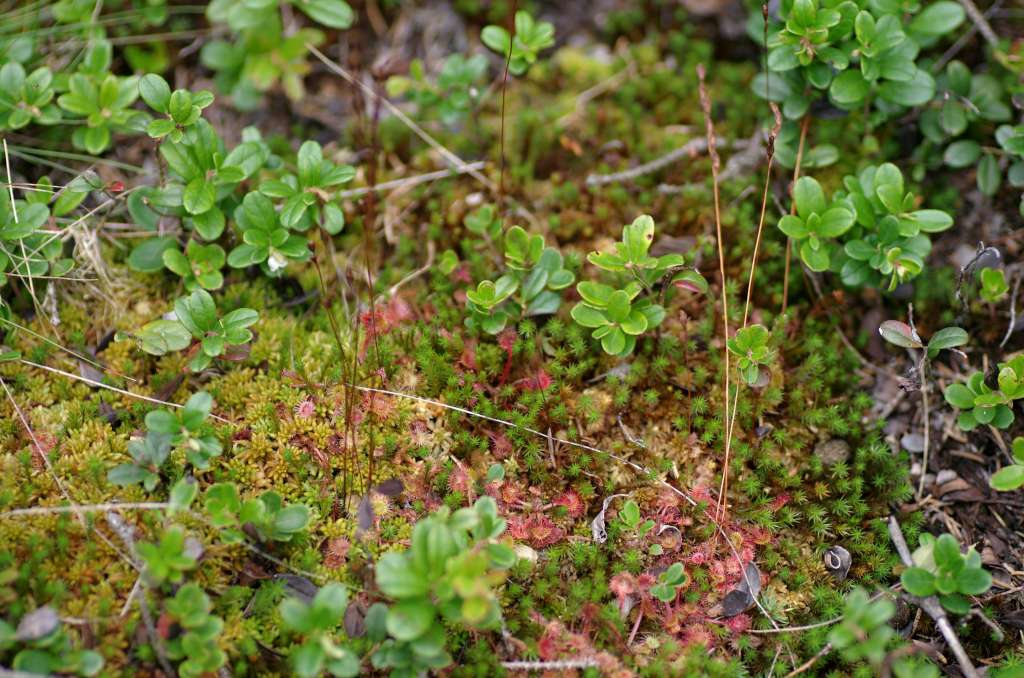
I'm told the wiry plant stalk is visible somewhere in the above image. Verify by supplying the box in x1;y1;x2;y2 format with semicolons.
310;242;360;512
0;315;137;382
18;358;230;422
696;65;732;524
307;42;506;506
741;103;782;327
781;114;811;315
726;103;782;450
357;72;389;495
497;0;517;206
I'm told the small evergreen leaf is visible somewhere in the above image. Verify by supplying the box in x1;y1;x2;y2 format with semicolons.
879;320;923;348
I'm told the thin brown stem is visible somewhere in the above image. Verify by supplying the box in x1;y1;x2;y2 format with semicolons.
726;103;782;458
359;77;387;493
918;359;931;499
497;0;516;207
781;114;810;315
696;65;731;524
310;243;357;510
783;642;832;678
741;111;781;326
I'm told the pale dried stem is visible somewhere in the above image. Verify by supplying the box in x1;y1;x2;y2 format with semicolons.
888;516;979;678
781;115;810;316
696;64;732;525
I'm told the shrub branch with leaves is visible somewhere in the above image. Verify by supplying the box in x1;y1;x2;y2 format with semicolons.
571;215;706;356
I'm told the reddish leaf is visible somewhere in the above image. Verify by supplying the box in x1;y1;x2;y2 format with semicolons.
878;320;922;348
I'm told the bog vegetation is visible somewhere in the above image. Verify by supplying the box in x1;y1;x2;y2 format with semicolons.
0;0;1022;676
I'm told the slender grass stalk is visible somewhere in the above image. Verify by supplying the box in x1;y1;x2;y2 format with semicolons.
310;244;357;510
0;315;136;382
7;144;145;173
18;358;230;422
781;114;810;315
696;65;732;524
725;103;782;455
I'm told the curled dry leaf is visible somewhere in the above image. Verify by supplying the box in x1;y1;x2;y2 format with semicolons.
356;494;375;535
591;493;628;544
657;524;682;551
824;545;852;582
721;562;762;618
77;359;105;385
901;433;925;453
374;478;404;497
721;588;755;617
274;574;318;603
184;536;205;562
344;600;367;638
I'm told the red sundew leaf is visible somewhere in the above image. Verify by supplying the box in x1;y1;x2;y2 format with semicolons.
508;515;565;548
498;328;517;354
609;572;636;600
458;342;478;371
725;614;752;633
322;537;350;569
448;465;472;494
554;489;585;518
487;431;513;459
519;369;553;391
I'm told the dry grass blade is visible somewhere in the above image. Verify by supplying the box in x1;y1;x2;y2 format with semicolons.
334;161;486;200
725;103;781;454
0;375;136;569
17;358;231;422
696;65;733;525
0;315;138;382
306;44;496;193
2;139;16;218
0;502;170;519
781;115;810;315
